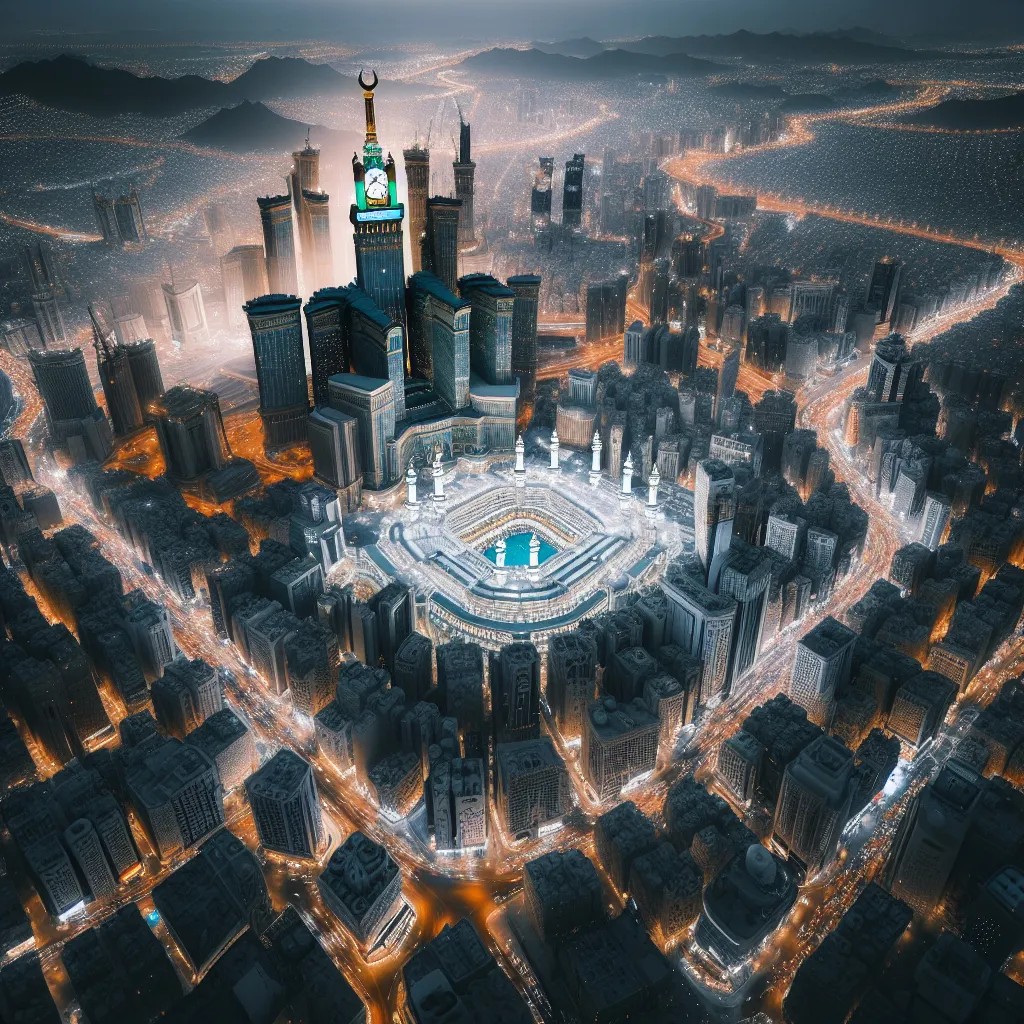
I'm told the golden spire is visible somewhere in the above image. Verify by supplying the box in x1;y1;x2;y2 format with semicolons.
358;69;378;145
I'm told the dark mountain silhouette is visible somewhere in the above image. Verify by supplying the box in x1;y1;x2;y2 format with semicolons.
228;55;358;100
0;53;427;119
906;92;1024;130
0;54;232;115
459;47;719;80
181;100;361;155
531;37;606;59
612;30;971;63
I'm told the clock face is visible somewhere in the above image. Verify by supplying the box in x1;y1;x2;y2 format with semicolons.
365;167;389;204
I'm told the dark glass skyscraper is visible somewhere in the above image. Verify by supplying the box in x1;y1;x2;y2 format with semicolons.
124;338;164;420
453;119;476;248
28;347;98;426
403;144;430;273
531;157;554;245
562;153;585;230
244;294;310;449
350;72;406;325
304;287;351;408
258;194;299;296
507;275;541;399
424;197;462;294
866;256;903;326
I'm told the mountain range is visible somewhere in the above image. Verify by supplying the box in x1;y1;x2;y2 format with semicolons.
906;91;1024;130
458;47;720;80
0;53;420;118
181;100;362;155
563;29;981;63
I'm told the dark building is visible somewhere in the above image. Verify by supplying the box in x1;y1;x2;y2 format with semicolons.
257;194;298;296
403;144;430;272
123;338;164;419
304;287;351;407
562;153;585;230
492;642;541;743
423;197;462;294
508;274;541;399
244;294;310;449
402;919;531;1024
866;256;903;326
452;118;476;247
28;348;112;463
151;385;231;482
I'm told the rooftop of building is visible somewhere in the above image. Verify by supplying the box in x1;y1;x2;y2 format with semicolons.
245;748;312;800
327;372;392;396
587;696;659;740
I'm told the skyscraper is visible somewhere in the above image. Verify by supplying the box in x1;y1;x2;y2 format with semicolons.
244;294;310;449
920;491;952;550
302;287;351;408
407;271;471;411
327;374;395;490
93;190;118;242
258;194;299;296
885;767;979;914
28;348;113;463
772;735;855;877
508;275;541;400
403;143;430;272
290;141;333;296
453;117;476;247
458;273;514;385
423;197;462;294
123;338;164;420
308;406;361;493
221;244;270;331
492;642;541;743
547;630;598;740
661;567;737;705
151;385;231;481
32;287;66;347
694;459;735;586
113;185;146;246
245;748;325;860
716;541;772;694
789;616;857;726
162;280;210;348
562;153;585;230
350;72;406;324
343;285;406;421
866;256;903;326
531;156;554;247
92;323;143;437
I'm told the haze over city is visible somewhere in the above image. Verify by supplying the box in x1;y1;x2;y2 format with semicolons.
0;2;1022;1023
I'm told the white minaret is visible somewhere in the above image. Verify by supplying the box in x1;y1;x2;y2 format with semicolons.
432;447;446;503
621;451;634;494
528;533;541;568
549;429;560;471
589;430;602;485
495;537;507;568
405;460;418;507
646;464;661;518
514;433;526;487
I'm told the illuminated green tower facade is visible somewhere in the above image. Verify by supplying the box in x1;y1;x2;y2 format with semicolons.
350;71;406;325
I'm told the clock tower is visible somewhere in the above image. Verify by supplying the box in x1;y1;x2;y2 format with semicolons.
350;70;406;324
